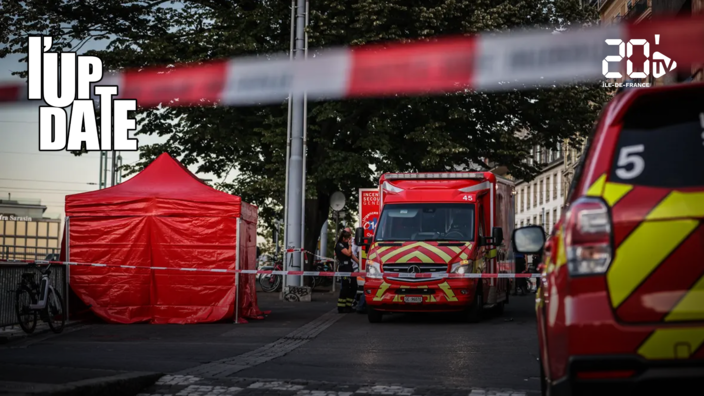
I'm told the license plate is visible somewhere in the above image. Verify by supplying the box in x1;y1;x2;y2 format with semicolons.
404;296;422;303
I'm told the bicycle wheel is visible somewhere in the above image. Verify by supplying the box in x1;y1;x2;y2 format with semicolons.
46;288;65;333
14;287;37;334
259;274;279;293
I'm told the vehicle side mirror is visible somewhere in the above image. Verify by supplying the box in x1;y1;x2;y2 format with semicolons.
354;227;365;246
492;227;504;246
512;225;545;254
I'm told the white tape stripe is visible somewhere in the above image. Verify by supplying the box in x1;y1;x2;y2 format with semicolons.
473;25;623;90
10;260;540;277
222;49;350;105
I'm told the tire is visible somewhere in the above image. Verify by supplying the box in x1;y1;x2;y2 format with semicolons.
46;288;65;333
259;274;281;293
15;287;37;334
466;286;483;323
367;307;383;323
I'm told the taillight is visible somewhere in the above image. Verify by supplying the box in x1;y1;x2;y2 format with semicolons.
564;197;612;276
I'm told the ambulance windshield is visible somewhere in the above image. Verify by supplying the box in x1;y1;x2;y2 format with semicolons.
376;203;475;242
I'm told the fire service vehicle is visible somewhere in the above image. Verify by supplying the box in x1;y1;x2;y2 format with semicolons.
355;172;515;323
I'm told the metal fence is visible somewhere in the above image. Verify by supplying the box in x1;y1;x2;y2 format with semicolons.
0;262;68;329
0;246;59;261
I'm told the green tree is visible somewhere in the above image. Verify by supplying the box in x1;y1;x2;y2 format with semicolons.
2;0;607;270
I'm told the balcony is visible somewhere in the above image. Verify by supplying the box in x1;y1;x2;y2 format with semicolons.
624;0;649;21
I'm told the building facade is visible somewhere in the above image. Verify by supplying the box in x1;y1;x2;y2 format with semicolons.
0;199;62;261
514;145;565;234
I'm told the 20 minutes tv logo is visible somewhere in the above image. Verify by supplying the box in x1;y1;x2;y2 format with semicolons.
601;34;677;88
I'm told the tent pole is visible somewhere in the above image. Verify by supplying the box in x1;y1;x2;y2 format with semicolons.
235;217;241;324
65;216;70;322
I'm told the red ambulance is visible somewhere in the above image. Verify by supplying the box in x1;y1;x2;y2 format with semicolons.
355;172;515;323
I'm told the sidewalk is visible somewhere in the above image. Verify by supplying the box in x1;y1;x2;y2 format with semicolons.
0;290;340;396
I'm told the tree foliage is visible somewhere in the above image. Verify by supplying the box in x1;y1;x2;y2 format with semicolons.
3;0;608;269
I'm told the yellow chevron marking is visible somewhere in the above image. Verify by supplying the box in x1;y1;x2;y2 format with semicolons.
666;275;704;322
487;249;497;259
393;295;402;302
638;328;704;359
448;246;462;254
397;251;434;263
373;282;390;301
586;174;606;197
460;252;469;260
607;219;699;308
425;295;437;303
381;242;423;262
361;250;367;259
419;242;453;261
646;191;704;220
554;228;567;269
602;182;633;206
438;282;458;302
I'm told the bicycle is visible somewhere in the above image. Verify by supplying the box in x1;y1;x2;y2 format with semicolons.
310;260;334;290
258;256;283;293
14;263;66;334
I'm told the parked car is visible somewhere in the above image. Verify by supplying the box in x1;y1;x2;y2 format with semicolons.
513;82;704;395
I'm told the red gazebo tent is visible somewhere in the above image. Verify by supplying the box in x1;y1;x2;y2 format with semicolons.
61;153;264;324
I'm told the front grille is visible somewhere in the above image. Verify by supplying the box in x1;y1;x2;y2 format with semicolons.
393;288;435;295
382;264;447;274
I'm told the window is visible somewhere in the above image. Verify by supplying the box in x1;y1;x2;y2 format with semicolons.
553;208;558;226
520;220;524;227
533;183;538;207
526;185;530;209
546;212;551;231
377;203;476;241
533;215;537;225
546;176;551;202
539;179;544;204
539;213;543;228
609;89;704;188
553;173;558;200
556;142;563;160
521;188;525;212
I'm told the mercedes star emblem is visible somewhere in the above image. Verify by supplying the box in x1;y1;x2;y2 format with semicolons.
408;265;421;273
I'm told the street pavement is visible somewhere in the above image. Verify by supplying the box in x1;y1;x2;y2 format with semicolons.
0;288;540;396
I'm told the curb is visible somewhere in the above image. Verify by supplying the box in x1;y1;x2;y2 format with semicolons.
0;321;86;345
0;371;163;396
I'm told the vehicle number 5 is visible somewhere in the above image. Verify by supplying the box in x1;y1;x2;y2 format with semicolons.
615;144;645;180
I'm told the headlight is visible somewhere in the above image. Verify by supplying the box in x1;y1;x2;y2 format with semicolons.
366;261;382;278
450;260;473;274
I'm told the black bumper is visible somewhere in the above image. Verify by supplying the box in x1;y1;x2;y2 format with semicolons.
550;355;704;396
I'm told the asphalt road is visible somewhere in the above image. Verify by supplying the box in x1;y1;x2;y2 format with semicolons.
0;289;541;394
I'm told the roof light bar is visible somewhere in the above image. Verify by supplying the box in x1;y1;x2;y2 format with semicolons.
382;181;404;193
385;172;485;180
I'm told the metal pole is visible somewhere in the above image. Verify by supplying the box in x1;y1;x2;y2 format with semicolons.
332;211;338;293
235;218;241;324
111;151;118;186
284;0;306;288
65;217;70;322
117;152;122;184
282;0;295;292
298;0;309;287
99;152;104;189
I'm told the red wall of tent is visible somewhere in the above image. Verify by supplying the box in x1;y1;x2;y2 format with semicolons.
60;153;265;324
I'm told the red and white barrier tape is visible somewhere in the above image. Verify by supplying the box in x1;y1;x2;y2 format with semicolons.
1;260;540;278
1;16;702;106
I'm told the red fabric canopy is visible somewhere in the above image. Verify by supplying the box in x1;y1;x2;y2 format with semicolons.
63;153;264;324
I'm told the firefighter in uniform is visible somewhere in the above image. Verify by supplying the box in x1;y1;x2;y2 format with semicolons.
335;230;358;313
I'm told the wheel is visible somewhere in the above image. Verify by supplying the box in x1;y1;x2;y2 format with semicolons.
367;307;383;323
259;274;281;293
465;285;483;323
45;288;65;333
15;287;37;334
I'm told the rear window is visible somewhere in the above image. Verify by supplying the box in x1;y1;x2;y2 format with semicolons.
609;88;704;188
